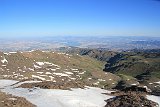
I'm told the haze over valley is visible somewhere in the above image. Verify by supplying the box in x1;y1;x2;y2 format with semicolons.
0;36;160;52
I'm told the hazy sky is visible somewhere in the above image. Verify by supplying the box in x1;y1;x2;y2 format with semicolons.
0;0;160;37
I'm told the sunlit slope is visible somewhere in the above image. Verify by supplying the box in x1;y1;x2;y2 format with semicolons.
0;50;120;89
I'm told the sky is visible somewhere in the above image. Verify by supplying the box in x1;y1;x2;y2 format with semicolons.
0;0;160;37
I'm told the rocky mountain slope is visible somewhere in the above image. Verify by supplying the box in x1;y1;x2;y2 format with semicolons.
0;49;160;107
0;50;120;89
66;48;160;95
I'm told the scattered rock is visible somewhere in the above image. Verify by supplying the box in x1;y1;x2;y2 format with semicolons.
105;92;158;107
18;80;86;90
0;91;36;107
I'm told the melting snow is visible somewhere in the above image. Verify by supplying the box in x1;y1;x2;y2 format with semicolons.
65;72;73;75
34;64;42;69
32;75;46;81
94;81;100;85
79;71;86;75
28;68;34;71
154;81;160;84
0;79;114;107
4;53;10;55
0;80;17;88
37;72;43;74
36;62;45;66
50;68;56;71
9;52;17;54
49;76;54;80
28;50;35;52
36;62;60;68
53;73;69;77
8;98;17;101
131;82;139;86
147;95;160;106
51;63;60;67
1;57;8;64
98;79;106;82
46;72;52;75
71;68;79;71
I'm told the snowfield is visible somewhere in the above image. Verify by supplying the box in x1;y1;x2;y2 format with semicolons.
0;80;17;88
0;79;114;107
146;95;160;106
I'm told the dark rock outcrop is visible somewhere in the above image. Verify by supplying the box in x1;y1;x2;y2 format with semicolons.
105;92;158;107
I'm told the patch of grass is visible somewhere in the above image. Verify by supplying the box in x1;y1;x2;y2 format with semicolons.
150;72;160;79
117;74;135;81
81;71;92;80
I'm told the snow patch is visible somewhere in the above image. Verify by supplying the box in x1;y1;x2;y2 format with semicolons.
0;80;17;88
147;95;160;106
94;81;100;85
50;69;56;71
131;82;139;86
28;50;35;52
9;52;17;54
65;72;73;75
28;68;34;71
0;79;114;107
79;71;86;75
46;72;52;75
98;79;106;82
1;57;8;64
36;62;45;66
34;64;42;69
154;81;160;84
53;73;69;77
32;75;46;81
36;62;60;68
88;78;92;80
37;72;43;74
71;68;79;71
4;53;10;55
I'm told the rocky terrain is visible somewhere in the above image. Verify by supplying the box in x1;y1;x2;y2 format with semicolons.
105;92;158;107
0;50;121;89
67;48;160;95
0;91;35;107
105;86;159;107
0;49;160;107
